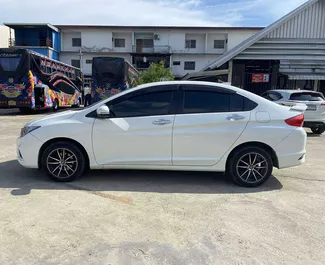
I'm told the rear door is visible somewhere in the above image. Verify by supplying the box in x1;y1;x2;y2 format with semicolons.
172;85;256;166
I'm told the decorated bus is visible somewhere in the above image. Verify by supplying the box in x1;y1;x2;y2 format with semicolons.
0;48;83;113
91;57;139;103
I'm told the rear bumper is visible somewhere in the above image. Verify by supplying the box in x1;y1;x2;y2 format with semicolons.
274;127;307;169
303;121;325;128
17;133;43;169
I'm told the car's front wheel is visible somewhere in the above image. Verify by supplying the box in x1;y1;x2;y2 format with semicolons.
41;141;86;182
227;146;273;187
311;126;325;135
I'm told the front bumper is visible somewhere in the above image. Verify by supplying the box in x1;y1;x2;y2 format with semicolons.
17;133;43;169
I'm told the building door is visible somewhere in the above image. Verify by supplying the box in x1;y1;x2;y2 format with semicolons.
136;39;143;53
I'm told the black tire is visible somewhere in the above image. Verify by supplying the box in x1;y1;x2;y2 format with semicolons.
227;146;273;187
41;141;86;182
19;107;33;114
311;127;325;135
52;99;59;112
72;98;81;108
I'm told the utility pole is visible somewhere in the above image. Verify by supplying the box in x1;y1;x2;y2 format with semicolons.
78;48;84;105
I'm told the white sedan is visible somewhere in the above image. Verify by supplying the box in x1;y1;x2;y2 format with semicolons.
17;81;307;187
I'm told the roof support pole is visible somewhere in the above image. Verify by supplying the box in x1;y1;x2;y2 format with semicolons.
228;59;233;84
314;79;319;91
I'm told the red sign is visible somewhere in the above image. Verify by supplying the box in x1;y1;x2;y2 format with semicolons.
252;73;269;83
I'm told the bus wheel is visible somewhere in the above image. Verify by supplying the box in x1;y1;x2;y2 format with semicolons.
19;107;33;114
72;98;81;108
53;99;59;112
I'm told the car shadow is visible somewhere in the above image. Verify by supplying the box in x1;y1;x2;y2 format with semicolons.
0;160;283;196
306;132;323;137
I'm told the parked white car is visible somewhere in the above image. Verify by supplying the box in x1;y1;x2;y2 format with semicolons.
261;90;325;135
17;81;307;187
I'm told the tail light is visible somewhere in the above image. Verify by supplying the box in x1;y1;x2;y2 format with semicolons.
285;113;304;127
321;102;325;106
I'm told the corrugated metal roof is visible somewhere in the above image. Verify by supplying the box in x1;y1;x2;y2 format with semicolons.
3;23;59;32
201;0;321;71
288;75;325;80
266;0;325;38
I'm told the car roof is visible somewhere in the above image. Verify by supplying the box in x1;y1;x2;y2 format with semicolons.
86;80;276;111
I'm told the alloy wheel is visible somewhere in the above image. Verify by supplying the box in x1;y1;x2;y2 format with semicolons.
236;152;269;184
46;148;78;179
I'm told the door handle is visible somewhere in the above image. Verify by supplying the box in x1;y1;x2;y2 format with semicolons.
153;119;172;126
226;114;246;121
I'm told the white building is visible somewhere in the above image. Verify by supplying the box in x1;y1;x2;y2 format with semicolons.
57;25;261;78
0;25;14;48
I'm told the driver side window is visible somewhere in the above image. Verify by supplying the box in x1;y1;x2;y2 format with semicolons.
108;90;174;118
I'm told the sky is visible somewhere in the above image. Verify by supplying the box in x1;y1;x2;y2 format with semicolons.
0;0;308;27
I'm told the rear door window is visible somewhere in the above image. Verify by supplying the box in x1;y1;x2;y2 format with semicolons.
290;92;324;101
181;85;257;114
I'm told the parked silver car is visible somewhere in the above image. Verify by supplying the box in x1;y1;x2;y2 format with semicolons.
261;90;325;135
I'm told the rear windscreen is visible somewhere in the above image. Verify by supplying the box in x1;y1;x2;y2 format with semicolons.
289;92;324;101
0;55;22;72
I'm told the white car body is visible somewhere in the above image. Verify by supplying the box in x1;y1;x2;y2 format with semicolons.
261;89;325;134
17;81;307;187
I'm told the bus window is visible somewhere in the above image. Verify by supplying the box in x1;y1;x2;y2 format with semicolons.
0;56;22;71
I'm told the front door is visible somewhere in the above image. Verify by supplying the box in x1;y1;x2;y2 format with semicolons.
92;86;177;166
172;85;253;166
136;39;143;53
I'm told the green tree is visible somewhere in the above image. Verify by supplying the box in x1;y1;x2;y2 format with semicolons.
137;61;174;85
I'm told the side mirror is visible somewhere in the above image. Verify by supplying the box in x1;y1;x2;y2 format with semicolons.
96;105;110;119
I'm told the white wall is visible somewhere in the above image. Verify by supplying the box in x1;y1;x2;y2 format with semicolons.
61;31;81;52
112;32;132;53
0;25;13;48
171;54;222;77
184;33;205;53
227;30;260;51
206;33;227;54
81;30;113;50
169;31;186;52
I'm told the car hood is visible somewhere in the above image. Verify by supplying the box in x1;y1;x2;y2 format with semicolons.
25;111;77;127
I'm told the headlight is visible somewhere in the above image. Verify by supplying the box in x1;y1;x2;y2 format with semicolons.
20;126;41;137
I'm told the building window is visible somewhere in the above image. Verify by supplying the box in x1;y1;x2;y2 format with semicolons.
184;61;195;70
72;38;81;47
173;61;181;66
185;40;196;49
214;40;225;49
71;59;80;68
114;38;126;48
86;59;92;64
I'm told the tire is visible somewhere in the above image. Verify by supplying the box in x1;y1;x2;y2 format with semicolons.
52;99;59;112
72;98;81;108
19;107;33;114
311;127;325;135
41;141;86;182
227;146;273;187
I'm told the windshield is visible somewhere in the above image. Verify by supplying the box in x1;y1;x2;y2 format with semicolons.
289;92;324;101
0;55;22;72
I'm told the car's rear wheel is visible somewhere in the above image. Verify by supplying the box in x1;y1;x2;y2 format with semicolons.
52;99;59;112
227;146;273;187
41;141;86;182
311;126;325;135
